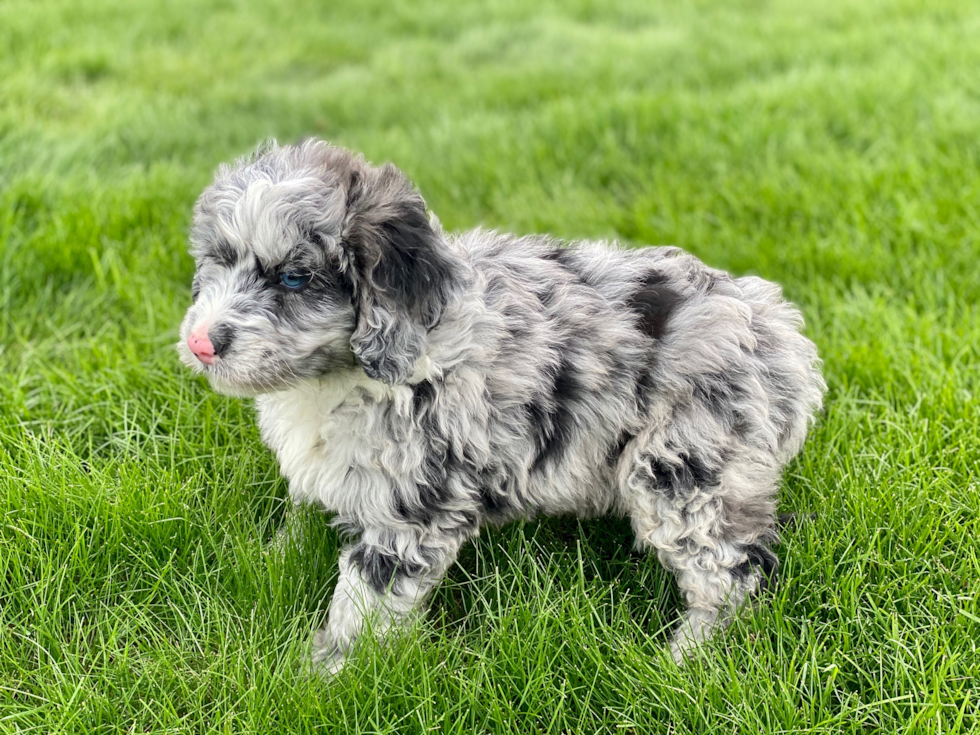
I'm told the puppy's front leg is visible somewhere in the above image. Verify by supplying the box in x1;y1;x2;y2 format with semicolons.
312;536;457;675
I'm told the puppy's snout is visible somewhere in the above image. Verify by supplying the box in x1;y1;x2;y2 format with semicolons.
188;323;234;364
209;324;234;358
187;328;216;364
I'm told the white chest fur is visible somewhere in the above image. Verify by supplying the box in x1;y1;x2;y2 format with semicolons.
255;373;414;518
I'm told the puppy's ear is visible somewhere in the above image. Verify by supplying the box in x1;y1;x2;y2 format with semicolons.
342;163;458;384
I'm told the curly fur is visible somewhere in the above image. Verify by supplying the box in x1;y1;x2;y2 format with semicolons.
177;140;825;672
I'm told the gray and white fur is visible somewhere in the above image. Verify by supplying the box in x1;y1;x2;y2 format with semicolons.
177;140;825;672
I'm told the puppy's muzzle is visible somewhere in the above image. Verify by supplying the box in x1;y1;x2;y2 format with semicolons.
187;323;234;365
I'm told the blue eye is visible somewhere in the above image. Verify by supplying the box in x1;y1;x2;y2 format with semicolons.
279;271;312;289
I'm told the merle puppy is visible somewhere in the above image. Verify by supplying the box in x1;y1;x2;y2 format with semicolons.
177;140;825;672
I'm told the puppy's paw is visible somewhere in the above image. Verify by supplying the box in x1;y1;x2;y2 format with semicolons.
669;633;697;665
668;609;719;665
310;627;348;677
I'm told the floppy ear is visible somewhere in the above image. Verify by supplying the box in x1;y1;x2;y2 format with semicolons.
342;163;458;384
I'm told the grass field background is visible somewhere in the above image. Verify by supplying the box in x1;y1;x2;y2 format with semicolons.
2;0;979;732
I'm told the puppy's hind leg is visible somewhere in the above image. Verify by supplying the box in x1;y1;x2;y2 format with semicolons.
623;438;780;664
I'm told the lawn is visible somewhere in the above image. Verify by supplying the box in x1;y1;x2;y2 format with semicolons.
1;0;979;732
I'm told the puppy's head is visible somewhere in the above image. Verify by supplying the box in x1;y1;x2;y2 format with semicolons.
178;140;458;395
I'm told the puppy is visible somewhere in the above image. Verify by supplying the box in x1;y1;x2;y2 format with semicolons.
177;140;825;672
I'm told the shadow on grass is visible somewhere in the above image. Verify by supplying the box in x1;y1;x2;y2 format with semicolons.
432;515;682;641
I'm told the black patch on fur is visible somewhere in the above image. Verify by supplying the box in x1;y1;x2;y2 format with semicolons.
309;265;356;304
541;246;576;267
633;368;656;411
413;453;455;523
541;245;594;288
477;482;507;515
208;323;236;357
392;493;419;525
627;271;683;340
412;380;436;414
537;284;559;309
374;209;454;328
692;380;730;419
476;471;518;518
732;543;779;592
390;378;479;525
346;177;456;330
606;430;635;467
207;239;239;268
529;358;585;473
691;370;753;437
271;284;354;336
345;167;459;384
648;451;720;500
262;251;354;319
349;544;425;596
525;399;552;453
345;169;362;211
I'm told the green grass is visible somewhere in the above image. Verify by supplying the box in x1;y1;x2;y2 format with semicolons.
1;0;979;732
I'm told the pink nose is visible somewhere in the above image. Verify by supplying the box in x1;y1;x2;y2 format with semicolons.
187;329;216;364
